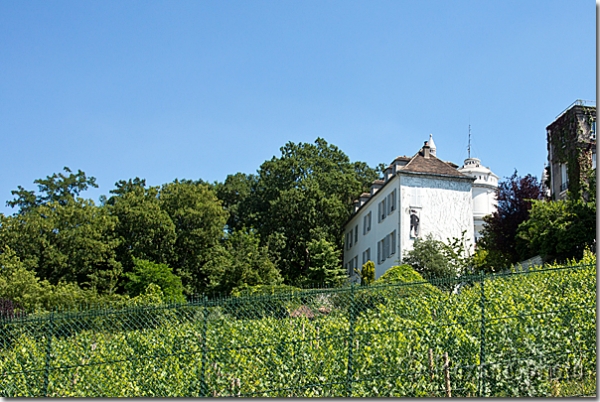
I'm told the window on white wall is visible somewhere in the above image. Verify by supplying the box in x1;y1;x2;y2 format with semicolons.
387;189;397;215
410;188;422;207
354;225;358;243
362;248;371;265
347;256;359;276
377;231;398;264
378;199;387;222
363;212;372;234
383;235;390;259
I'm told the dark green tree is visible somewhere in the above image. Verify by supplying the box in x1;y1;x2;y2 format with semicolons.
124;258;185;303
247;138;378;285
1;168;125;294
105;178;177;274
159;179;228;294
403;235;453;280
516;198;596;263
201;230;282;296
7;167;98;214
0;198;122;294
305;237;347;287
477;171;544;271
402;233;473;290
214;172;258;233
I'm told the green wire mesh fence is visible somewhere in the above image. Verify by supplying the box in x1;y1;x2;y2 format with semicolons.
1;264;596;397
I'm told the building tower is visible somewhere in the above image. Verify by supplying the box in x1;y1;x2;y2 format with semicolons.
428;133;436;157
457;156;499;243
546;100;596;201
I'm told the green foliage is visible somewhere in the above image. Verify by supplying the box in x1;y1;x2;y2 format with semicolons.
228;283;304;320
372;264;441;299
472;248;490;273
106;179;176;273
202;231;283;296
374;264;426;285
124;258;185;303
230;283;302;297
476;171;544;271
0;198;122;294
0;246;125;313
356;260;375;286
403;235;449;278
6;167;98;214
305;237;346;287
516;198;596;263
159;180;228;295
402;234;471;290
214;173;258;233
0;260;595;397
247;138;378;284
441;230;473;276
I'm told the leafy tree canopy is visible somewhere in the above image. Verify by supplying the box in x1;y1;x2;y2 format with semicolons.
356;260;375;286
477;170;544;271
0;198;122;294
7;167;98;214
403;235;454;279
201;230;282;296
516;198;596;263
402;232;474;290
214;173;258;233
159;179;228;294
105;178;177;274
124;258;185;303
247;138;378;284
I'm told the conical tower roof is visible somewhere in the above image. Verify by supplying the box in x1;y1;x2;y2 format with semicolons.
428;134;436;156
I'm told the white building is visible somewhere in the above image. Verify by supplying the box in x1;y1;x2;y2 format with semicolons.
457;157;499;242
343;138;475;279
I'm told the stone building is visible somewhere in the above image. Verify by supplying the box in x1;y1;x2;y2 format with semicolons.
546;100;596;201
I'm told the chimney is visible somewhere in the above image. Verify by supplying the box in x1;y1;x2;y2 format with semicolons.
423;141;431;159
384;165;393;181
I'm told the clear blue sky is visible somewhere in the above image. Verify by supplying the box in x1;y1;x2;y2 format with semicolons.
0;0;596;215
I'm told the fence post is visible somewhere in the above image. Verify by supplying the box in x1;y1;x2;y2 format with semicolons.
346;284;356;397
478;273;486;397
43;311;54;397
428;348;434;381
199;297;209;397
443;352;451;397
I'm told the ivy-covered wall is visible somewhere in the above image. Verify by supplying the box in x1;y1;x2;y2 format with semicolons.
546;104;596;201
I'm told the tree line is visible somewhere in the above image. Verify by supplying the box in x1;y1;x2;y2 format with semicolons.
0;138;380;310
0;137;595;312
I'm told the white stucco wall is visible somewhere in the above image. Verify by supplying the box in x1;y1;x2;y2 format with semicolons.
343;176;401;280
344;172;474;280
399;174;474;260
472;185;497;241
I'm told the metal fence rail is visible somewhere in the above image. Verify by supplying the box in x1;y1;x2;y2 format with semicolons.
0;264;596;397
